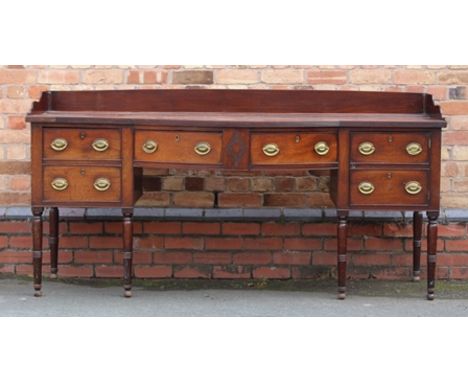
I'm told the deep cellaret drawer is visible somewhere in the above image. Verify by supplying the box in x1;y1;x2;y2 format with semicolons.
43;166;121;203
43;128;121;160
350;169;429;207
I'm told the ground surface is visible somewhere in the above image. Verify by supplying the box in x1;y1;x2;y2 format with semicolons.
1;277;467;316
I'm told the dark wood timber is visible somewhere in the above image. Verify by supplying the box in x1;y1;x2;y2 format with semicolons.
122;208;133;298
412;211;423;282
427;211;439;300
27;89;446;299
49;207;59;278
32;207;44;297
337;212;348;300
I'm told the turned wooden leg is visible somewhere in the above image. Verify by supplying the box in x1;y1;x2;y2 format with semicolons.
412;211;423;282
32;207;44;297
49;207;59;279
337;211;348;300
426;211;439;300
122;208;133;298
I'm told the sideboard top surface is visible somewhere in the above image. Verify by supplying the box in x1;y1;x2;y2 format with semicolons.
27;89;446;128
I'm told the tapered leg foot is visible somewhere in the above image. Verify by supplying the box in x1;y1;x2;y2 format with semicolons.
124;289;132;298
412;211;423;282
50;273;58;280
33;284;42;297
337;212;348;300
49;207;59;279
412;272;421;282
122;209;133;298
426;211;438;301
32;207;44;297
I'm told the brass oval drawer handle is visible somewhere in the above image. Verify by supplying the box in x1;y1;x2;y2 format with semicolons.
406;142;423;156
51;178;68;191
142;140;158;154
262;143;280;157
50;138;68;152
358;142;376;156
194;142;212;156
94;177;111;192
405;181;422;195
358;181;375;195
314;141;330;156
92;138;109;152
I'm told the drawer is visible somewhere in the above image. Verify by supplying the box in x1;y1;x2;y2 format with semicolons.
43;166;121;203
351;132;429;164
350;170;428;206
250;132;337;165
43;128;121;160
134;131;222;164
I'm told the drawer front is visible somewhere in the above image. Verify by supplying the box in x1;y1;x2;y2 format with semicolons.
350;170;428;206
135;131;222;164
43;166;121;203
350;132;429;164
250;132;337;165
43;128;121;160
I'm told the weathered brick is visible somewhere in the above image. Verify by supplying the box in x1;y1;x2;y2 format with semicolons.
185;177;204;191
440;102;468;116
74;251;113;264
172;192;214;207
223;222;260;235
58;265;93;278
134;265;172;278
144;221;181;234
218;193;262;207
350;69;392;84
273;251;311;265
262;222;301;236
393;70;435;84
7;86;28;98
251;177;274;192
307;70;347;84
82;69;124;84
172;70;213;84
226;177;250;192
253;266;290;279
216;69;258;84
174;265;211;278
233;252;272;264
205;237;243;250
183;222;220;235
153;251;193;264
437;71;468;84
262;69;303;84
162;176;185;191
143;70;167;84
244;237;282;250
38;70;80;84
7;116;26;129
284;238;321;251
193;252;232;264
213;265;251;279
0;69;36;84
164;237;203;250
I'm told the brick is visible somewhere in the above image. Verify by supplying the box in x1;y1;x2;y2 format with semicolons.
223;222;260;235
351;253;393;266
0;265;15;274
144;221;181;234
349;223;383;237
262;222;300;236
324;238;362;251
143;70;167;84
261;69;303;84
438;253;468;266
312;251;335;266
0;69;36;84
393;70;435;84
449;116;468;130
218;193;262;207
273;251;311;265
264;192;333;207
296;177;317;192
142;176;162;191
251;177;274;192
28;85;48;99
174;265;211;278
0;221;30;233
442;195;468;208
0;161;30;175
440;102;468;115
253;266;290;279
69;222;103;234
82;69;123;84
7;116;26;130
74;251;113;264
173;192;214;207
185;177;204;191
104;221;143;235
58;265;93;278
130;235;163;249
127;70;140;84
350;69;392;84
162;176;185;191
205;176;225;191
233;252;272;264
368;267;410;280
284;238;322;251
244;237;282;250
95;265;123;278
451;146;468;160
302;223;335;236
226;177;250;192
153;251;192;264
383;223;414;237
0;250;31;263
8;235;32;248
172;70;213;84
403;239;444;252
114;251;151;265
213;265;251;279
7;86;28;98
442;162;460;176
134;265;172;278
437;71;468;84
274;177;295;192
164;237;203;250
6;144;27;160
193;252;232;264
15;264;33;276
445;239;468;252
307;70;347;84
365;237;403;251
38;70;80;84
216;69;258;84
183;222;220;235
205;237;243;250
0;99;35;114
450;267;468;279
89;236;121;249
0;192;30;205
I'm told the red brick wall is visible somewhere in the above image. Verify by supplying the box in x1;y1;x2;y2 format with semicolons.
1;219;467;280
0;65;467;208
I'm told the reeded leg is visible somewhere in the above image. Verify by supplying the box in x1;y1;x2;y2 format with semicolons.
49;207;59;279
412;211;423;282
426;211;439;300
32;207;44;297
122;208;133;298
337;211;348;300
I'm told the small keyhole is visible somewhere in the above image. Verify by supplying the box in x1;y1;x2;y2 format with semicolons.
295;135;301;143
386;172;392;179
175;135;180;142
388;135;393;143
80;132;86;140
80;169;86;176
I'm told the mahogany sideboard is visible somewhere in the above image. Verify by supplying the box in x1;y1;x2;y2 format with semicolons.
26;89;446;299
